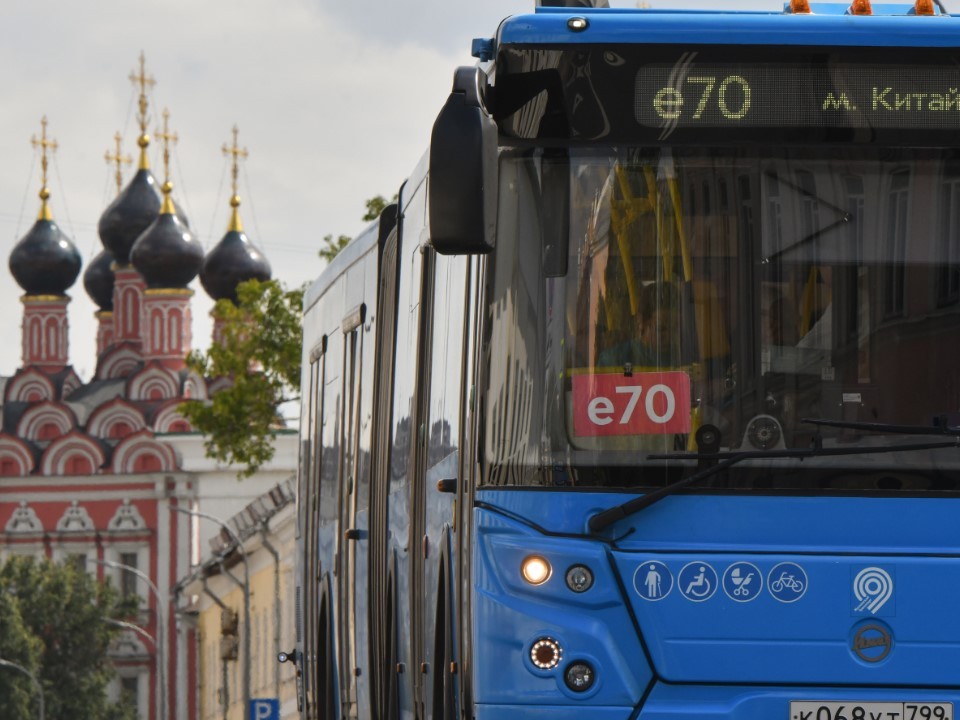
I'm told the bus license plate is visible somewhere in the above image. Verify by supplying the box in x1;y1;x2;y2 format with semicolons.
791;703;953;720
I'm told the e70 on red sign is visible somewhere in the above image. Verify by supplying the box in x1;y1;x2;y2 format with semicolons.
571;371;691;436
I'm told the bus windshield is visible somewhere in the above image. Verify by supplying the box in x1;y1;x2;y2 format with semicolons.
481;145;960;491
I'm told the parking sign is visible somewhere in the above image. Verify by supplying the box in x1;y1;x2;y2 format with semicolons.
250;698;280;720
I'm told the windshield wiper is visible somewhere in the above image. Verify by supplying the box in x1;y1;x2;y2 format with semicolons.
802;417;960;436
587;439;960;533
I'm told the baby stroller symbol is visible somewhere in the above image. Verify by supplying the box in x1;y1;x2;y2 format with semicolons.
731;567;754;596
723;562;763;602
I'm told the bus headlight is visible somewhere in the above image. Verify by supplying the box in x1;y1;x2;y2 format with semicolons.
530;637;563;669
521;556;551;585
565;565;594;593
564;661;596;692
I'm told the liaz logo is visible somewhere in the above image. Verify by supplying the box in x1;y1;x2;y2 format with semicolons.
852;623;892;663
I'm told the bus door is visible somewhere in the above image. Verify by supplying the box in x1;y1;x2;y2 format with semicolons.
339;304;366;719
409;244;436;719
303;343;324;719
370;225;401;720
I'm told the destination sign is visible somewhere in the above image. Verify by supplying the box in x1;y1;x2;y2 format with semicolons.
636;62;960;133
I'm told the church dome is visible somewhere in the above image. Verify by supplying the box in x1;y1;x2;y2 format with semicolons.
97;167;163;264
200;196;271;302
83;249;116;310
130;182;203;289
9;189;81;296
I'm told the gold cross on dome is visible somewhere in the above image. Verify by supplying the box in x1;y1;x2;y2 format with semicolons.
31;116;58;220
104;131;132;195
222;125;249;232
222;125;248;198
129;51;156;135
155;108;179;185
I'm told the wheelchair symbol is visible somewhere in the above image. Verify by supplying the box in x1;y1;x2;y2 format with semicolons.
678;562;718;602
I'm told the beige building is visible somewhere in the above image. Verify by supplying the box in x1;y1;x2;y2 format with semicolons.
177;477;298;720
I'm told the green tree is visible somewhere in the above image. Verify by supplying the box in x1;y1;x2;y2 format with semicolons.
362;193;397;222
318;233;351;262
0;588;42;719
318;194;398;261
0;556;137;720
183;278;304;477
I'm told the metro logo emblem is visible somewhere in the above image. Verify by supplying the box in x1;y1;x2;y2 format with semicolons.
572;371;692;436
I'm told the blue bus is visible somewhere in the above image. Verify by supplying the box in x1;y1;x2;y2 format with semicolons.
292;2;960;719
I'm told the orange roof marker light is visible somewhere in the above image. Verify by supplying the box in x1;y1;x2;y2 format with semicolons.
849;0;873;14
789;0;812;13
914;0;936;15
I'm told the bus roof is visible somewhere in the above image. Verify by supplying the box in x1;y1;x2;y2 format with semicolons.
498;6;960;47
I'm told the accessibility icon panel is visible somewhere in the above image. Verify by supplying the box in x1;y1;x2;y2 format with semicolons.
678;561;718;602
723;562;763;602
767;562;808;603
634;560;673;601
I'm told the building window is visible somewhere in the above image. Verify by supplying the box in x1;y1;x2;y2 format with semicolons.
119;552;139;599
65;553;88;574
884;169;910;318
120;675;139;710
938;166;960;306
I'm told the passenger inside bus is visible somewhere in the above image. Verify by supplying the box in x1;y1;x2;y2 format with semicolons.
597;281;680;369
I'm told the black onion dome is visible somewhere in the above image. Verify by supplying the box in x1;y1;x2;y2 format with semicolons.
9;218;81;295
83;249;116;311
200;229;272;302
98;169;191;264
97;168;162;263
130;210;204;289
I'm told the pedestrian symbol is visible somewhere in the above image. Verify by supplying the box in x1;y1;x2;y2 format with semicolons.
678;562;718;602
722;562;763;602
634;560;673;601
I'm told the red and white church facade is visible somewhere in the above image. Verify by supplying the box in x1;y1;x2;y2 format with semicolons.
0;79;289;720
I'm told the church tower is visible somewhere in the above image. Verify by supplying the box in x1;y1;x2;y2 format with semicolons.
200;125;272;345
8;117;82;374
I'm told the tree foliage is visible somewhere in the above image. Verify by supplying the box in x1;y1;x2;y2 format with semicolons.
183;278;304;477
362;193;398;222
318;194;398;261
318;234;351;262
0;556;137;720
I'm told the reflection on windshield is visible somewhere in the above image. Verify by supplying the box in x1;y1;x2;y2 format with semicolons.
482;146;960;491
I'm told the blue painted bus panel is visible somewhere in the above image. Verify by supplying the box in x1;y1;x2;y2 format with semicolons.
472;507;652;708
474;490;960;689
476;490;960;555
499;12;960;48
614;551;960;685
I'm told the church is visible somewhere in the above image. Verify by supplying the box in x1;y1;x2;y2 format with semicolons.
0;56;297;720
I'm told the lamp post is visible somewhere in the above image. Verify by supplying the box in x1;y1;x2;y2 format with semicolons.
88;557;166;720
172;505;251;720
0;656;45;720
104;617;159;718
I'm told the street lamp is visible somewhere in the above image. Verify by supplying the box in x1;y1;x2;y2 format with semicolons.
104;618;159;719
0;656;45;720
88;557;166;720
172;505;251;720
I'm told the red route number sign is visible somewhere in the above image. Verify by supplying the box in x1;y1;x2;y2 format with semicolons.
571;371;692;436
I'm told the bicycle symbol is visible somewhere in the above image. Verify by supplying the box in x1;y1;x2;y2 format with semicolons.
767;562;808;603
770;572;804;594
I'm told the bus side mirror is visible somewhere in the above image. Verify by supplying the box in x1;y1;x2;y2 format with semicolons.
429;66;497;255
